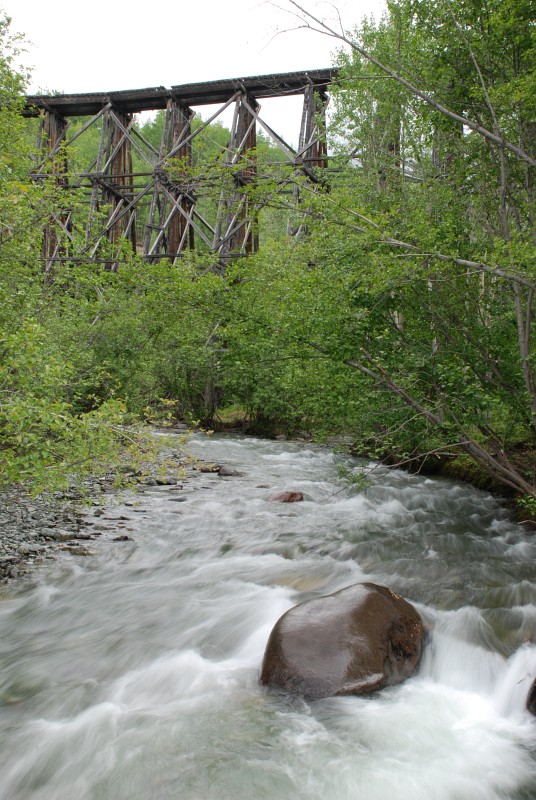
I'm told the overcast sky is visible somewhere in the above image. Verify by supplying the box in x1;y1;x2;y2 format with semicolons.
9;0;386;145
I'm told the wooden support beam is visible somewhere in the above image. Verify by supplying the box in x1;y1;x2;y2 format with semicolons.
299;83;329;170
99;109;137;264
217;92;259;264
160;185;215;250
165;100;195;257
288;83;329;238
145;98;196;260
35;104;111;173
84;179;156;257
38;109;70;280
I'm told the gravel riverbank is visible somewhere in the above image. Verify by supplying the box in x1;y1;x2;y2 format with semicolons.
0;435;202;583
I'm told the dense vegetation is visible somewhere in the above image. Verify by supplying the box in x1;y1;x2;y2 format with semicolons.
1;0;535;506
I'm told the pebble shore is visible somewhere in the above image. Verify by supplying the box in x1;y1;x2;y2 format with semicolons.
0;436;198;583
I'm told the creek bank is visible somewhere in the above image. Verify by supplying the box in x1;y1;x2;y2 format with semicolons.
0;435;208;583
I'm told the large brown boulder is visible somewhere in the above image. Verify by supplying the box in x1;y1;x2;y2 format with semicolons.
260;582;423;700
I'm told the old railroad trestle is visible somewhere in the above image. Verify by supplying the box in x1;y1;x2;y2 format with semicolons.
24;69;336;270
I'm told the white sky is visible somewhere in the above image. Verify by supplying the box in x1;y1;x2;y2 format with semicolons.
9;0;386;145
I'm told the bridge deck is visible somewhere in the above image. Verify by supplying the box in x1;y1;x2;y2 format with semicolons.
24;68;337;117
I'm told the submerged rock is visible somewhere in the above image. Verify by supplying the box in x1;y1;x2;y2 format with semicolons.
270;491;304;503
260;582;423;700
218;466;244;477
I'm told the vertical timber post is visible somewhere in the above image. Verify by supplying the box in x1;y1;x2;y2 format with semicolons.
145;98;195;261
86;106;137;267
217;92;259;266
288;81;329;238
104;109;137;265
299;82;328;171
39;109;70;281
86;106;109;245
166;100;195;259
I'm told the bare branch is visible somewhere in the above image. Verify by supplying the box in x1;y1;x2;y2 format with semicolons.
278;0;536;168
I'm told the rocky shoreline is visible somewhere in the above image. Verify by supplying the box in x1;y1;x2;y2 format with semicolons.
0;435;198;583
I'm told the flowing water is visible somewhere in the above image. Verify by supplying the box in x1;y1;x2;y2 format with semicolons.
1;434;535;800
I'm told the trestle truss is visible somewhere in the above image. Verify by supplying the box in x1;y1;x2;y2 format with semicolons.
25;70;334;269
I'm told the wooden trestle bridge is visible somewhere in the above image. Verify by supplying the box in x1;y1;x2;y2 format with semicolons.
24;69;336;270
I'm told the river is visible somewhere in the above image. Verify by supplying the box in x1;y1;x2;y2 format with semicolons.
0;433;535;799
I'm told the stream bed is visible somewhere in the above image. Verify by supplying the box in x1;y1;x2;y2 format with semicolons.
1;433;535;799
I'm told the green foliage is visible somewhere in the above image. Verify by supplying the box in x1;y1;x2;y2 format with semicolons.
0;322;130;492
336;464;372;492
516;494;536;516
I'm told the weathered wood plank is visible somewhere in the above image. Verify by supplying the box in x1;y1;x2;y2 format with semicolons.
23;70;337;117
